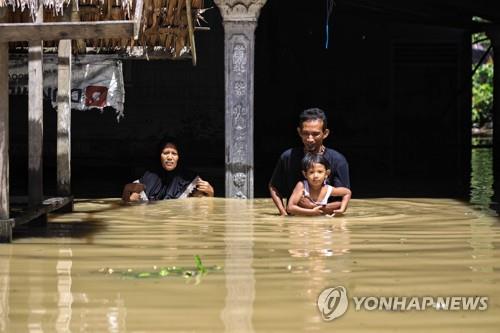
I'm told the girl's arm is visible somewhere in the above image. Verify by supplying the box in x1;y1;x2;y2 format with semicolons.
287;182;322;216
331;187;352;214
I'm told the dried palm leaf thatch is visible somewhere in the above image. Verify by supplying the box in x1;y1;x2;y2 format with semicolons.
2;0;206;59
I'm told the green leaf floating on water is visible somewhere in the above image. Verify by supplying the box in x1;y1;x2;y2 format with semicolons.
194;255;207;274
99;255;221;281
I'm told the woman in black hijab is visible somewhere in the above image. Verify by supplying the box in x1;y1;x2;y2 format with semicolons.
122;136;214;202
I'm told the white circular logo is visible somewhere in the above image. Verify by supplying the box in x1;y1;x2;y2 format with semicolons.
317;286;349;321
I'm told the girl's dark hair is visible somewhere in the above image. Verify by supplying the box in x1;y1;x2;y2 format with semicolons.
301;153;331;172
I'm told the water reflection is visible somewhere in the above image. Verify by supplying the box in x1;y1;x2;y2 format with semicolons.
221;200;255;333
470;147;494;208
56;248;72;333
0;246;10;331
287;218;350;258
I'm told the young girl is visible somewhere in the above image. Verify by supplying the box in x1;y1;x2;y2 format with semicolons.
287;153;351;216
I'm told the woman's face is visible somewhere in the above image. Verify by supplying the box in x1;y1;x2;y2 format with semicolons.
160;143;179;171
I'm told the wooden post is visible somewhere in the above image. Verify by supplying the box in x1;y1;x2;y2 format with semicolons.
487;30;500;213
57;3;72;201
28;5;44;209
57;40;72;198
185;0;197;66
0;7;11;242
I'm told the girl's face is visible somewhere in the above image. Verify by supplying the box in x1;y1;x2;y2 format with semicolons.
303;163;331;187
160;143;179;171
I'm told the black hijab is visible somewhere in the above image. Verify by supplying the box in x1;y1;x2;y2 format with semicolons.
139;137;197;200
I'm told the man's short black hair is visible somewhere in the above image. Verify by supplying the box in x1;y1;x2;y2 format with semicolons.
299;108;328;130
301;153;331;172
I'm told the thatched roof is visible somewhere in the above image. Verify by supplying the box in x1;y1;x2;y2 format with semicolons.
1;0;207;59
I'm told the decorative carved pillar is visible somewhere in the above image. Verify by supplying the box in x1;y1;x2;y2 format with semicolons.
214;0;267;199
487;30;500;212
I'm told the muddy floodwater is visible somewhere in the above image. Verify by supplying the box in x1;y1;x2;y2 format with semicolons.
0;198;499;332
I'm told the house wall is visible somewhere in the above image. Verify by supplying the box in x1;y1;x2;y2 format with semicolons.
8;1;471;198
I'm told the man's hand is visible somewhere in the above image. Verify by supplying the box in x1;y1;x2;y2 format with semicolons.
298;196;317;209
319;201;342;215
122;183;145;202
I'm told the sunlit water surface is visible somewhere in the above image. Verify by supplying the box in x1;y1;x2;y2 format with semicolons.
0;198;499;332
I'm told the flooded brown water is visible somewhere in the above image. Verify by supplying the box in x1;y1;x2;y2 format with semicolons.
1;198;499;332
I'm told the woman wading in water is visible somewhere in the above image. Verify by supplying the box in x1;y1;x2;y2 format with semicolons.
122;136;214;202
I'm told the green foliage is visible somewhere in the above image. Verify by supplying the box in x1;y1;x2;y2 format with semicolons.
98;255;222;283
472;32;490;47
472;62;493;125
472;32;493;126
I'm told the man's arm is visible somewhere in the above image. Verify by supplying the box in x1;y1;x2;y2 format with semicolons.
269;184;288;216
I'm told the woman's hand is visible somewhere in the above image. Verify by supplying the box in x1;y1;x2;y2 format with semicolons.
122;183;145;202
195;178;214;197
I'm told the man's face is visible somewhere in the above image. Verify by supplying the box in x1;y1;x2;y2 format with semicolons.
297;119;329;153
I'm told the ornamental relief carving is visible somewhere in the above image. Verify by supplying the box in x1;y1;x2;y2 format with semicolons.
214;0;267;21
234;81;247;96
233;172;247;188
232;44;247;74
232;141;246;163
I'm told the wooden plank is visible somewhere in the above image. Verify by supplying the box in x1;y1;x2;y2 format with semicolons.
490;31;500;213
28;5;44;209
5;196;73;228
57;39;72;197
0;9;8;221
133;0;144;40
185;0;197;66
0;21;135;42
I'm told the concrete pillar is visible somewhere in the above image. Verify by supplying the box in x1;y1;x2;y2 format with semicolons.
214;0;267;199
487;30;500;212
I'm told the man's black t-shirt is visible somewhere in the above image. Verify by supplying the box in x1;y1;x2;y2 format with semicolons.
269;147;350;199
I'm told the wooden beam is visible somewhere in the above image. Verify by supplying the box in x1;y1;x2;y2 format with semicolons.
133;0;144;40
186;0;197;66
0;21;134;42
57;39;72;197
28;5;44;209
0;14;8;221
3;196;73;228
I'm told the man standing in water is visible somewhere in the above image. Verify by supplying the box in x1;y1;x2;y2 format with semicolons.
269;108;351;216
